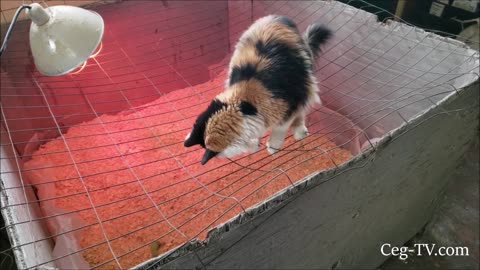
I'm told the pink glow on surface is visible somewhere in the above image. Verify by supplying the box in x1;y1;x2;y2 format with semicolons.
89;41;103;58
69;60;87;74
1;1;231;155
69;41;103;74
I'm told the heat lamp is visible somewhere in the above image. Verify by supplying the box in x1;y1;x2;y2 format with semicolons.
0;3;104;76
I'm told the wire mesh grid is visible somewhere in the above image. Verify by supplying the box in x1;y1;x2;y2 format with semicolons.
1;0;479;269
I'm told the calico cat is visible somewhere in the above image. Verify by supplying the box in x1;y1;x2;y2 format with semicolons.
184;15;332;165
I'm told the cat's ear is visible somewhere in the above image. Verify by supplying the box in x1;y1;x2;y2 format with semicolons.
185;99;226;148
184;132;201;147
201;149;218;165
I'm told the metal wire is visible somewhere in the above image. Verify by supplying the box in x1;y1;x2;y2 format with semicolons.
0;0;474;159
0;0;474;207
1;0;479;269
33;78;124;269
0;0;476;215
0;5;32;56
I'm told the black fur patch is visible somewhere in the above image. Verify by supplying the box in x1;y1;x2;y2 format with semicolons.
275;15;298;32
229;63;257;86
239;101;257;116
184;99;227;148
304;24;332;57
254;39;310;118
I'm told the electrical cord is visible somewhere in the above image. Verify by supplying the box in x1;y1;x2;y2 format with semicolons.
0;5;32;57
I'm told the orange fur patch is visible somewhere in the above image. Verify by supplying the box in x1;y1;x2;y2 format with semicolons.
256;20;303;50
218;79;288;127
229;39;270;72
205;107;243;152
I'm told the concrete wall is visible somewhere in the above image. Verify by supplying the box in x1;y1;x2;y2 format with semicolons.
381;134;479;269
0;128;55;269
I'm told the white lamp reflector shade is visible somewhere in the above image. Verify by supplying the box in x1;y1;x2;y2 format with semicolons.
27;4;104;76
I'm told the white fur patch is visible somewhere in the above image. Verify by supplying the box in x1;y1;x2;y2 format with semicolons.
266;120;291;154
293;124;309;140
313;92;321;104
218;115;266;158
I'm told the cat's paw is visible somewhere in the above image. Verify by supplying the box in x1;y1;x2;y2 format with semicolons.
266;140;281;154
293;125;309;140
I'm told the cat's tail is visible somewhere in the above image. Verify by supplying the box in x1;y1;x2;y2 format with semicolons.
303;24;332;58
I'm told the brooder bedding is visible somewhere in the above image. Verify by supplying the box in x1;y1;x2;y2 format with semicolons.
22;69;353;269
